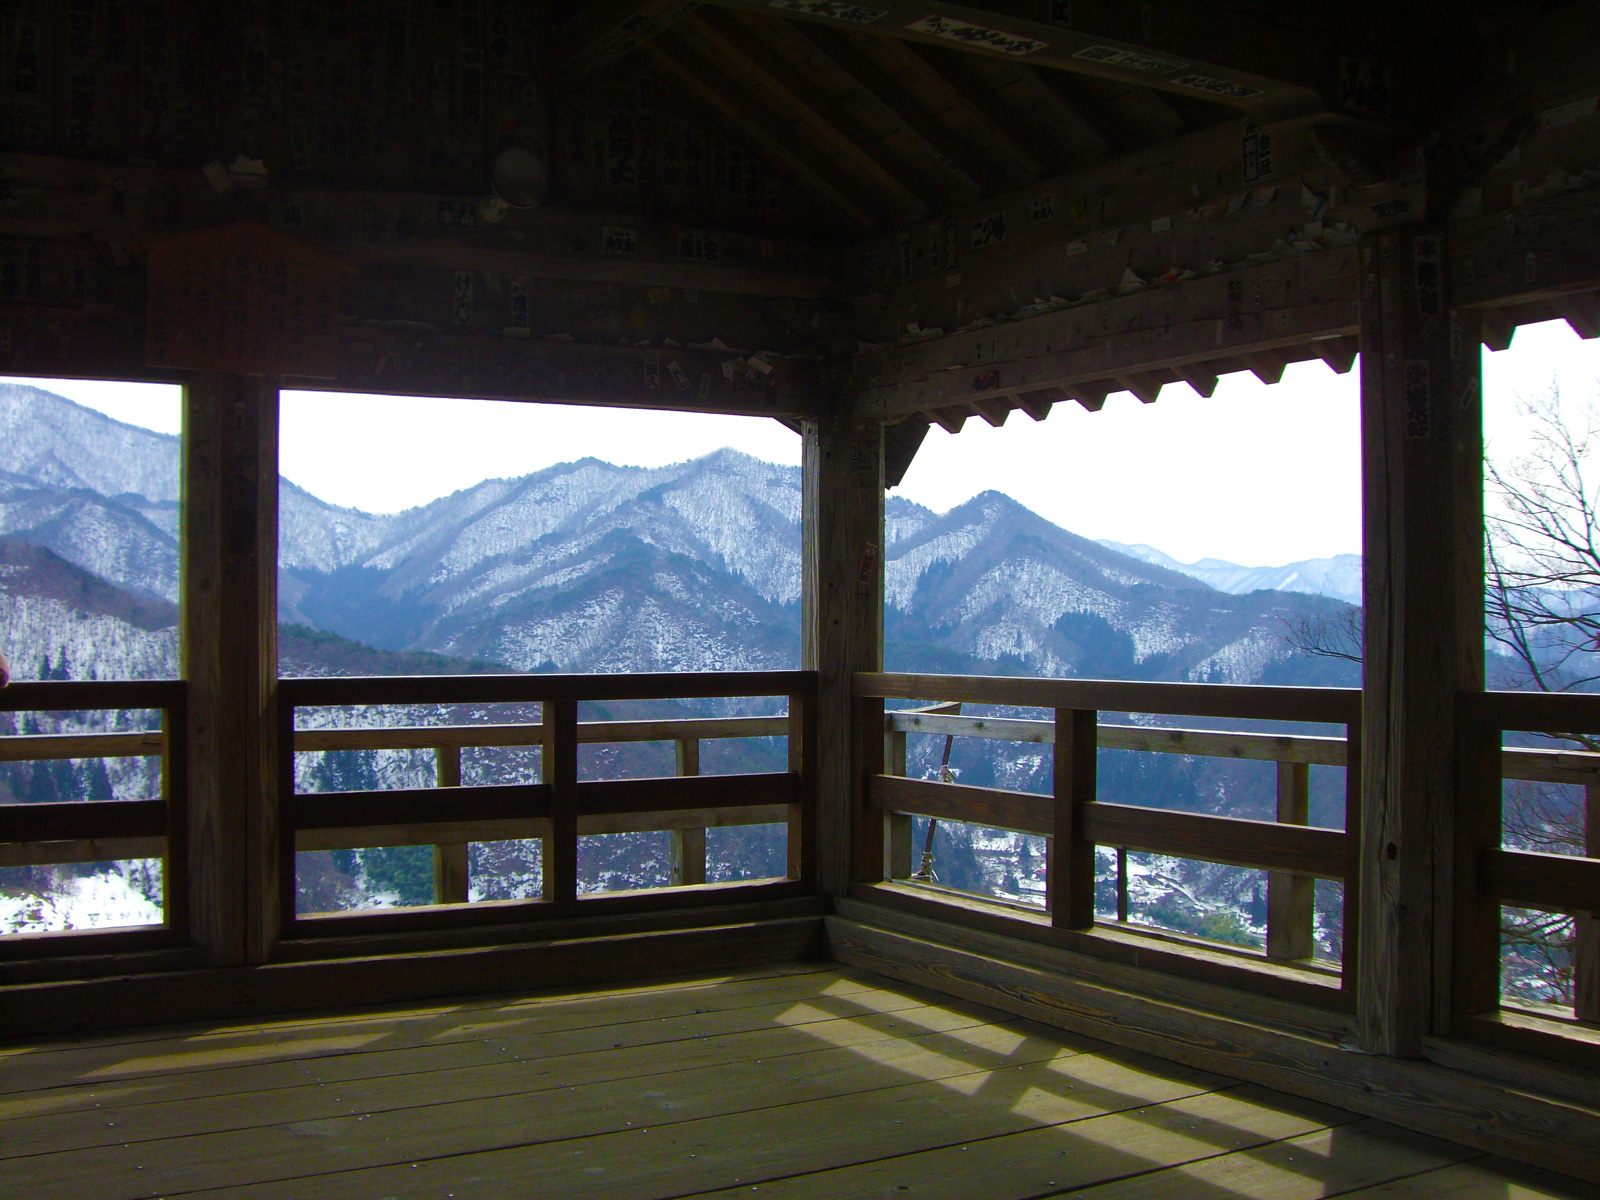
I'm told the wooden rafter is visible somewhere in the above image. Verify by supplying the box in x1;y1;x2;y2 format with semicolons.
639;38;880;232
1313;336;1360;375
859;36;1044;186
562;0;702;75
1031;70;1132;157
701;0;1365;119
1092;81;1188;146
680;12;932;222
780;22;992;200
1014;387;1064;421
1006;66;1116;164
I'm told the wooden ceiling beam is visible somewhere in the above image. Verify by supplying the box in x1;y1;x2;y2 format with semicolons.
1561;293;1600;341
1313;336;1360;375
970;398;1011;426
680;12;932;222
930;409;968;434
783;22;992;200
1243;352;1287;386
858;36;1045;186
1479;311;1518;353
562;0;702;76
702;0;1383;121
1068;382;1110;412
0;154;838;301
640;39;880;233
853;254;1361;420
1176;367;1219;398
1015;387;1065;421
1114;373;1164;404
884;418;932;487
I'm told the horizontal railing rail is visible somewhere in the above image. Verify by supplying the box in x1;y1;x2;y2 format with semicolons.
855;672;1361;997
1458;690;1600;1032
886;708;1593;784
280;670;817;927
0;679;186;947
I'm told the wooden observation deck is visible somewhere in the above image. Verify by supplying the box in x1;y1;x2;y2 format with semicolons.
3;1;1600;1192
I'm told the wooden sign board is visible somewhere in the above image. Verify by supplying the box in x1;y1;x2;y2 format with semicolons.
141;222;351;377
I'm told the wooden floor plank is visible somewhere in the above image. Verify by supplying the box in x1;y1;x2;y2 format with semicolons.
1335;1157;1599;1198
0;966;907;1101
0;966;1584;1200
151;1046;1233;1200
0;962;853;1085
683;1085;1361;1200
1067;1120;1478;1198
0;980;965;1125
2;996;1030;1158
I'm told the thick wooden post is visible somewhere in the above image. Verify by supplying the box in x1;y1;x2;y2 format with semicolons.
182;374;279;965
1051;707;1097;929
1358;228;1484;1055
801;405;884;897
543;699;579;906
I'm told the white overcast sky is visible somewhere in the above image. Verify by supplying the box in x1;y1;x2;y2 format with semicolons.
9;318;1598;566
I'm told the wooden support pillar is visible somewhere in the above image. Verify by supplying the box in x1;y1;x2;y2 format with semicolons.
543;698;579;906
182;374;279;965
1358;228;1484;1056
801;404;884;897
1051;707;1097;929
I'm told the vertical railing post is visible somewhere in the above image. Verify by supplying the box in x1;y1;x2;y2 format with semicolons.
669;737;706;886
1115;847;1128;922
1051;707;1097;929
433;743;469;904
1576;782;1599;1021
885;720;911;879
1268;760;1315;960
543;698;578;906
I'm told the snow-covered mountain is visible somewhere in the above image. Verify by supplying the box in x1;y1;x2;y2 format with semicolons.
1;383;1358;689
1101;539;1363;606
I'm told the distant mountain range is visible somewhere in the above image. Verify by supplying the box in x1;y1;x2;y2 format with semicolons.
1100;540;1363;606
1;382;1360;691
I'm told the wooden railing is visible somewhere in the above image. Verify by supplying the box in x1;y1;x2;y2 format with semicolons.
280;670;816;931
1458;690;1600;1040
0;679;187;951
884;703;1600;955
856;672;1363;1000
861;673;1600;1010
